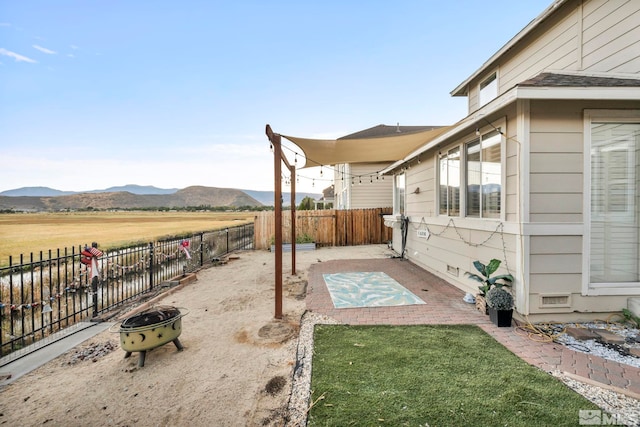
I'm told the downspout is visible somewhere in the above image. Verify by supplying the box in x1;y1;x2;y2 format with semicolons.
400;215;409;259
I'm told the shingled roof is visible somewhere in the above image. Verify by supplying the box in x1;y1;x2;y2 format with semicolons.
518;72;640;87
339;124;443;140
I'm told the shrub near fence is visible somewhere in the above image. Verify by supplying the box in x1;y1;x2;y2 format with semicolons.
0;223;253;358
253;208;392;249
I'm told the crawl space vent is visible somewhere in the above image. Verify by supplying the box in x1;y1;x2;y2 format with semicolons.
446;265;459;277
539;294;571;308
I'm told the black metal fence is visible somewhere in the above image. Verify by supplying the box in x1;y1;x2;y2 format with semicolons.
0;223;254;357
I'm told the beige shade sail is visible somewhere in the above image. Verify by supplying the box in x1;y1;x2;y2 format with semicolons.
282;125;453;168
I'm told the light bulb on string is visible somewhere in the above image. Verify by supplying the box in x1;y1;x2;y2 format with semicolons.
312;179;315;188
320;167;323;177
370;176;373;183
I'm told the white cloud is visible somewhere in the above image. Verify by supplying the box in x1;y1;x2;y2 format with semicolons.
67;53;75;58
32;44;57;54
0;23;11;27
70;44;79;50
0;48;37;63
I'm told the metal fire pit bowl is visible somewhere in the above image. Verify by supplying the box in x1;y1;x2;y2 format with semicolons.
111;305;188;367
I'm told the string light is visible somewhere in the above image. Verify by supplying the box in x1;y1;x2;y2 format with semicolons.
274;141;394;188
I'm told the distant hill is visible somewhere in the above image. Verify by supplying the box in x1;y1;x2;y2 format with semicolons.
0;186;76;197
0;186;324;210
0;186;262;211
242;190;322;206
91;185;179;195
0;185;178;197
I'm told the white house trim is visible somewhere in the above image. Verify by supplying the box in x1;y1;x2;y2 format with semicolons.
582;109;640;297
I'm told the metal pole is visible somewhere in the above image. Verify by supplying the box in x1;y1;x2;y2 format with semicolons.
148;242;154;290
267;125;284;320
274;135;283;319
290;164;296;276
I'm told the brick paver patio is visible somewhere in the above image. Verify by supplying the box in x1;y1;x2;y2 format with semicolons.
306;257;640;398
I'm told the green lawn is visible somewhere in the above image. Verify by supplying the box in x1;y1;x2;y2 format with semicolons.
309;324;602;427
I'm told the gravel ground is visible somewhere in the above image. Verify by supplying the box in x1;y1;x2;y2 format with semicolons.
553;372;640;426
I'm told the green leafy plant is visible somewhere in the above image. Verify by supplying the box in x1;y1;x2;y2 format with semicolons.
269;233;315;245
295;233;315;244
465;259;513;295
486;287;514;311
622;308;640;328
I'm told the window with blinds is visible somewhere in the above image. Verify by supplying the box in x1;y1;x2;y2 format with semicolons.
590;121;640;284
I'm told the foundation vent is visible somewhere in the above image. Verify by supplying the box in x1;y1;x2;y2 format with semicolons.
539;294;571;308
446;265;459;277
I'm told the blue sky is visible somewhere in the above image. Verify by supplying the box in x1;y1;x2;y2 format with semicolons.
0;0;551;194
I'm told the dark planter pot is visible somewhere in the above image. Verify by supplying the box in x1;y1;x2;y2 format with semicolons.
488;307;513;327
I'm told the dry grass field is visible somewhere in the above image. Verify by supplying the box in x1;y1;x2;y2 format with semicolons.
0;211;255;266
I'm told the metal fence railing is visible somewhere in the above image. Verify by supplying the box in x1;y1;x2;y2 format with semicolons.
0;223;254;358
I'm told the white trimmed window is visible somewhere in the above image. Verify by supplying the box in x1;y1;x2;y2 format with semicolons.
479;72;498;107
439;147;461;216
466;130;502;218
394;173;405;216
585;110;640;294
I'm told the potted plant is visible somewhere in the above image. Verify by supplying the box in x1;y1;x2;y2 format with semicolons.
465;259;513;315
486;287;514;327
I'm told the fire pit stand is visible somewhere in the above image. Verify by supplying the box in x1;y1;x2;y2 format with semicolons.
111;305;188;367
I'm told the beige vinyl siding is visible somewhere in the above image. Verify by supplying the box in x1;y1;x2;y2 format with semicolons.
525;100;640;318
466;0;640;114
498;6;579;95
529;101;584;222
348;163;393;209
404;225;516;295
406;156;435;217
582;0;640;73
467;2;580;113
503;107;519;222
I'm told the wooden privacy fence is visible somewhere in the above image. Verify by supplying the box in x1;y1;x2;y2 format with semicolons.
254;208;393;249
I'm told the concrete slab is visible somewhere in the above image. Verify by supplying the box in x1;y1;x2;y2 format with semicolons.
593;329;626;345
565;327;601;340
0;322;113;387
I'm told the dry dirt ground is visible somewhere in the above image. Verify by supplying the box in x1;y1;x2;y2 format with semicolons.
0;245;391;427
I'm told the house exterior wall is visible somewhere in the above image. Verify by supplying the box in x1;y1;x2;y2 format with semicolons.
525;99;640;319
334;162;393;209
582;0;640;73
466;0;640;113
398;107;520;297
383;0;640;322
392;98;640;321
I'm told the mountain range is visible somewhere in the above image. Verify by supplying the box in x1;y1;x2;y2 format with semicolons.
0;185;322;211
